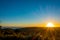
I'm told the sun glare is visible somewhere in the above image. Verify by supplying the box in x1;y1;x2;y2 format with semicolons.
46;22;54;27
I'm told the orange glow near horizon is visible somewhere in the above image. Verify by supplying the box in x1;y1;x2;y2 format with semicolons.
1;22;60;27
46;22;55;27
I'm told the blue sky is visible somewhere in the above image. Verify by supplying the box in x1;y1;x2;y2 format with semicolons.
0;0;60;26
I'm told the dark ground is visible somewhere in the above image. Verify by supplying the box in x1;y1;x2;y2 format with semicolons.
0;27;60;40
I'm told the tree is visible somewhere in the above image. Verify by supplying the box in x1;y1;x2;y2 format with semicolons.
0;26;1;29
0;20;2;29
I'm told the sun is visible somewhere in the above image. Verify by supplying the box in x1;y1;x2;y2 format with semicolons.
46;22;54;27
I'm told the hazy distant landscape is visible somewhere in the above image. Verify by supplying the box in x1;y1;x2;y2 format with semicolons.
0;26;60;40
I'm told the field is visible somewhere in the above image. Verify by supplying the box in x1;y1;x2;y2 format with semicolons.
0;27;60;40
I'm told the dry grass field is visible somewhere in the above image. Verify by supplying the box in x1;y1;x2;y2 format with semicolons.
0;27;60;40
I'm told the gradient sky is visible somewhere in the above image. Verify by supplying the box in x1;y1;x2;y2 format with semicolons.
0;0;60;27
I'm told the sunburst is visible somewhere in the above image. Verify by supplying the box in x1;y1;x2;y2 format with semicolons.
46;22;54;27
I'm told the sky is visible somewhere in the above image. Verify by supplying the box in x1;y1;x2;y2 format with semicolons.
0;0;60;27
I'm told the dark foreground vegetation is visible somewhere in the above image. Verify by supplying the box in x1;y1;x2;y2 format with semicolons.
0;26;60;40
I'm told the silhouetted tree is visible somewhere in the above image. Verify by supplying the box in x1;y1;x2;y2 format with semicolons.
0;26;2;30
0;20;2;29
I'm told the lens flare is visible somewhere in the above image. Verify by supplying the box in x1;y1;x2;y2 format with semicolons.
46;22;54;27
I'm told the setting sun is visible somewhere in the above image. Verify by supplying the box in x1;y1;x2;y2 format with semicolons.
46;22;54;27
